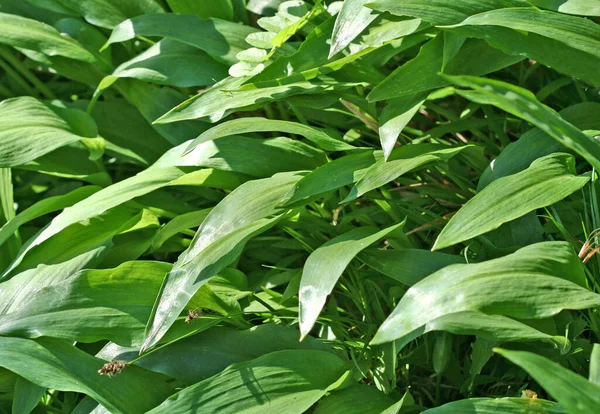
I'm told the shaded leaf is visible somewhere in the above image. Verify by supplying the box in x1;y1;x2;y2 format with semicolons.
147;350;348;414
496;348;600;414
103;14;256;64
423;397;563;413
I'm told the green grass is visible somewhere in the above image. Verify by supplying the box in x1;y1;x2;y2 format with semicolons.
1;0;600;413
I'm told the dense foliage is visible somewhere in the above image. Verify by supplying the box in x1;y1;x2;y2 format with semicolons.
1;0;600;413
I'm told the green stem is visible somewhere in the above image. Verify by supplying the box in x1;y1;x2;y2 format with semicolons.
0;46;56;99
0;56;38;97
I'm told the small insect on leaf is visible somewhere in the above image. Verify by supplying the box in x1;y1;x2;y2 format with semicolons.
521;389;538;399
185;309;201;323
98;361;127;377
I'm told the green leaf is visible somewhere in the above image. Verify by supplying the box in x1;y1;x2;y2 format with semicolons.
0;185;100;248
591;344;600;386
142;172;303;351
158;135;326;177
496;348;600;414
150;209;211;253
0;12;95;62
184;117;357;153
0;97;90;167
442;7;600;86
433;153;589;250
367;0;532;26
146;350;349;414
155;76;363;124
368;35;522;102
99;324;338;383
60;0;165;28
0;336;174;414
105;39;229;87
358;248;464;286
103;14;257;64
478;102;600;189
393;311;570;352
314;384;395;414
2;168;243;277
0;259;174;345
528;0;600;16
329;0;378;58
379;93;427;160
12;376;45;414
299;223;403;339
343;144;471;203
87;99;172;165
167;0;234;21
0;168;19;270
423;397;563;413
282;150;381;207
372;241;598;344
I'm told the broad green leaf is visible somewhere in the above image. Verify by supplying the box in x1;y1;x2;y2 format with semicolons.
0;12;95;62
157;135;326;176
329;0;378;58
142;172;303;351
379;93;427;160
0;97;89;167
0;336;174;414
8;206;140;278
358;248;464;286
115;80;210;146
0;185;100;248
155;76;363;124
103;14;257;64
167;0;234;21
184;117;357;153
496;348;600;414
1;168;243;277
12;377;45;414
99;324;337;383
57;0;165;29
147;350;348;414
368;35;522;101
0;168;19;270
528;0;600;16
423;397;563;414
299;223;403;339
104;39;228;88
588;343;600;387
442;8;600;86
343;144;471;203
441;32;466;71
282;150;381;207
0;260;172;345
433;153;589;250
150;209;211;252
87;99;172;165
478;102;600;189
314;384;394;414
367;0;532;26
372;242;598;344
393;311;570;353
17;145;111;186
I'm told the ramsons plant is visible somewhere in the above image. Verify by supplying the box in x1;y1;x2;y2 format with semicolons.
0;0;600;413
